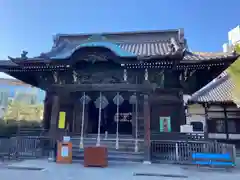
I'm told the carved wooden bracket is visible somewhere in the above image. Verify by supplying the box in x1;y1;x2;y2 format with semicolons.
72;70;80;84
52;71;58;83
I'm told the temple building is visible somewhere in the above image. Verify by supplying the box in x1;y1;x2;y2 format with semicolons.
188;64;240;142
0;29;238;161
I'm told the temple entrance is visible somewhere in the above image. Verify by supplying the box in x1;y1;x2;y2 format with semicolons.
106;100;132;134
87;98;132;135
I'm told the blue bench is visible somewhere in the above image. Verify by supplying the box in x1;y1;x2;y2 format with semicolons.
192;153;235;168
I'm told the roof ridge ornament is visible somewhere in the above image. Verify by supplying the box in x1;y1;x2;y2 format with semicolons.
40;40;70;58
178;28;185;44
21;51;28;59
52;34;60;48
8;50;28;61
169;37;181;53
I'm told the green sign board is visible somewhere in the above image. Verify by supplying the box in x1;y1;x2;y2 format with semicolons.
159;116;171;132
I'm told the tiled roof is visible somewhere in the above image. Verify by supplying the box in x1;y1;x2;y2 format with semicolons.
41;41;237;61
55;29;181;39
41;38;182;59
117;41;172;56
190;71;235;102
183;52;237;61
4;28;237;62
0;60;18;67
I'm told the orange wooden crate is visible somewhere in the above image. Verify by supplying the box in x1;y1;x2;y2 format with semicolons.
84;146;108;167
56;142;72;164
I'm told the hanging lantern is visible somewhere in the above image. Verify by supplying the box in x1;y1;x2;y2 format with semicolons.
129;93;139;152
95;95;108;109
129;93;137;105
95;92;108;146
144;69;148;81
79;93;91;149
113;93;124;106
80;94;91;105
123;69;127;81
113;92;124;150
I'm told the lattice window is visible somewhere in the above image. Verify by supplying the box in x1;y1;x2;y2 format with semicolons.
190;121;203;132
228;120;236;133
216;120;225;133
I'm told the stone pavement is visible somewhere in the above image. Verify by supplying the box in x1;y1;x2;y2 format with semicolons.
0;159;240;180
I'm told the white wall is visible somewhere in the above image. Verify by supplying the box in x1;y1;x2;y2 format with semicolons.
186;104;205;133
223;25;240;52
228;25;240;45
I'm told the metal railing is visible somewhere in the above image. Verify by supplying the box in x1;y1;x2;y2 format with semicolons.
0;137;14;160
151;140;236;165
0;135;236;165
0;136;54;160
151;132;206;141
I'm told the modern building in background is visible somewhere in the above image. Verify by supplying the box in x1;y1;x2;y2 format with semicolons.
223;25;240;52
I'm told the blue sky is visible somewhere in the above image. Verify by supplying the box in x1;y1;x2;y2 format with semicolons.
0;0;239;78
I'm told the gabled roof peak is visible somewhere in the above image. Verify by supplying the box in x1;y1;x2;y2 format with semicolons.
53;28;185;49
54;28;182;38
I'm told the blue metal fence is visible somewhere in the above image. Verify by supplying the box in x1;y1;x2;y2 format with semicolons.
192;152;235;167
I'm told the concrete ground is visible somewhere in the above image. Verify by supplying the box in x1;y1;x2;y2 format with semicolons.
0;159;240;180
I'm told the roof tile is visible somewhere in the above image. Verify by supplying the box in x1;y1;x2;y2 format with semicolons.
117;41;171;56
0;60;18;67
42;42;237;61
183;52;236;61
42;40;178;59
190;71;235;102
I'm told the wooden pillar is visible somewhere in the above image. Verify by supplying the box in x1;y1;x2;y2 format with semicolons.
67;104;74;133
84;105;89;135
72;101;77;133
203;103;209;140
73;101;81;134
73;97;89;136
132;104;136;138
43;92;51;130
58;93;74;135
179;91;186;132
143;94;151;163
50;95;60;140
223;105;229;140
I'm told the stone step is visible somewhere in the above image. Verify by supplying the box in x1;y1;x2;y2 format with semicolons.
85;134;134;138
73;148;144;155
71;136;144;142
73;155;143;162
71;139;144;150
81;134;143;138
71;139;144;148
70;136;145;159
71;139;143;145
72;150;144;162
71;137;145;162
79;136;144;140
72;144;144;152
70;136;144;141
